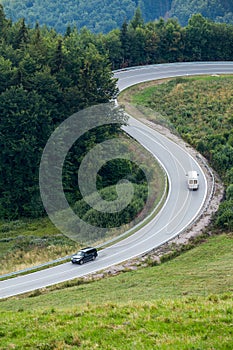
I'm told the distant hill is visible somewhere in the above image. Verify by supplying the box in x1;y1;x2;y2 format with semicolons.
0;0;172;34
170;0;233;26
0;0;232;33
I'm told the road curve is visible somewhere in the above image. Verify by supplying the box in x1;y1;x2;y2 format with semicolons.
1;61;233;299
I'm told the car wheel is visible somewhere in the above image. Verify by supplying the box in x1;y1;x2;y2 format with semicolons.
79;260;84;265
92;255;96;261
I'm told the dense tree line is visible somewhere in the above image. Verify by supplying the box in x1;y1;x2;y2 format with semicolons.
1;0;232;34
0;5;119;219
106;12;233;69
0;5;152;224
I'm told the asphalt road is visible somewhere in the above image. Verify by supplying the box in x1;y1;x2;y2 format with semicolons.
1;61;233;299
114;61;233;91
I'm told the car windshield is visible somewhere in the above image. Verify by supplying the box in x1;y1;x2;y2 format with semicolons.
75;251;84;257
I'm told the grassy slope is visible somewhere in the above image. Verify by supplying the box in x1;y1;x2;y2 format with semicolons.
1;296;233;349
1;233;233;349
0;218;80;275
127;76;233;153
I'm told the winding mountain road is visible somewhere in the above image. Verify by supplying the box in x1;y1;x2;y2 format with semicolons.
1;61;233;299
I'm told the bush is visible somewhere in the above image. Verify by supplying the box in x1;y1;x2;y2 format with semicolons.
215;200;233;231
226;184;233;200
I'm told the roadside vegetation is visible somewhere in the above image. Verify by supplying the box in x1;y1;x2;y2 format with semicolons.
120;75;233;232
1;232;233;349
0;218;80;275
0;157;165;275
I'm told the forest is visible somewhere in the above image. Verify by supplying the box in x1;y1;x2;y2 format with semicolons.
0;4;119;219
0;4;233;231
0;0;171;34
170;0;233;26
0;5;158;229
0;0;232;34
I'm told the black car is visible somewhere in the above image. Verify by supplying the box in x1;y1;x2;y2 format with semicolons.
71;247;98;264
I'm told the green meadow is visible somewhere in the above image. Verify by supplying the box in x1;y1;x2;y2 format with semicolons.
1;233;233;349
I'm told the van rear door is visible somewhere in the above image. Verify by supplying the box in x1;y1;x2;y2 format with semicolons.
187;171;199;190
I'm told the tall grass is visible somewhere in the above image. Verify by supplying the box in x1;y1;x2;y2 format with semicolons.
0;218;80;275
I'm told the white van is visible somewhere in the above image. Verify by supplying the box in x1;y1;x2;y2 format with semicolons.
187;171;199;190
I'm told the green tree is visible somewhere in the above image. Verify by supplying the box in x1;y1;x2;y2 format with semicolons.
211;144;233;176
127;26;146;66
0;56;16;93
158;19;183;62
0;3;8;38
215;200;233;231
144;23;159;64
51;38;64;74
64;23;72;37
13;18;29;49
104;29;122;70
226;184;233;201
130;7;144;29
185;14;211;61
0;86;52;218
120;20;130;67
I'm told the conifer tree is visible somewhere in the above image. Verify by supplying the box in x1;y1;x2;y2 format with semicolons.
51;38;64;74
120;20;130;66
130;7;144;29
14;18;29;49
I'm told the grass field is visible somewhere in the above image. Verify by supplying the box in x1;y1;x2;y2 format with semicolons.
1;232;233;349
1;296;233;349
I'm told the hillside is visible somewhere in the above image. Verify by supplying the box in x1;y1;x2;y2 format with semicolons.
170;0;233;26
0;0;172;34
1;232;233;349
120;76;233;231
1;0;232;34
